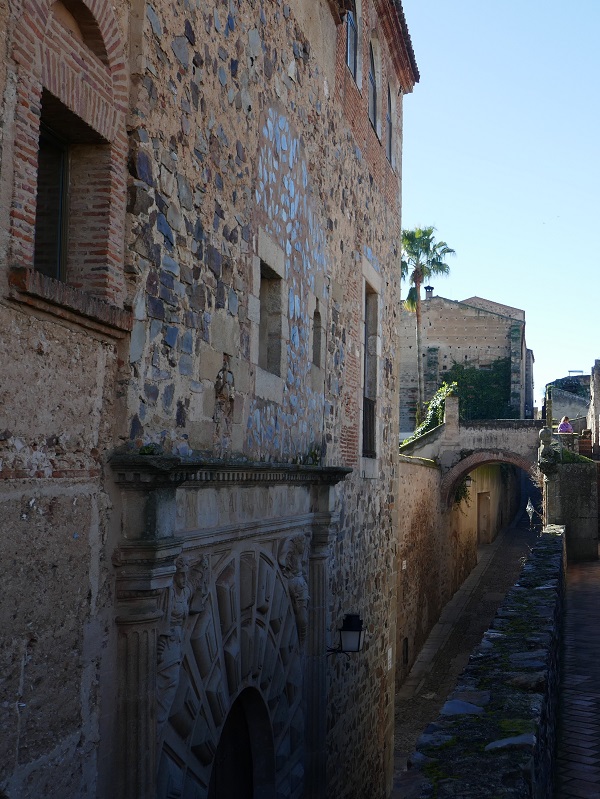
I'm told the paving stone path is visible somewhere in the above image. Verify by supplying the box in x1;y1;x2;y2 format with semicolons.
391;499;541;798
556;561;600;799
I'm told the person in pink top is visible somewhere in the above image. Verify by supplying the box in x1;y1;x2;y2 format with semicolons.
558;416;574;433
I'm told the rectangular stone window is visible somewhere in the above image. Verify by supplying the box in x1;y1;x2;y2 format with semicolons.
258;261;283;376
362;284;378;458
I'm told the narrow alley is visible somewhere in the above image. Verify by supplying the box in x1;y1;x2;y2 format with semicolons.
392;492;600;799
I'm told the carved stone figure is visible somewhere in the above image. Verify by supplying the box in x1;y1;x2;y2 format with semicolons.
279;535;309;644
157;555;210;731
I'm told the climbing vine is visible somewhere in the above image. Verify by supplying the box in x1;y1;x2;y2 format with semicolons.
444;358;517;421
453;475;471;508
401;382;457;446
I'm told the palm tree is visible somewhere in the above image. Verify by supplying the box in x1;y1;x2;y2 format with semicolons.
401;226;455;423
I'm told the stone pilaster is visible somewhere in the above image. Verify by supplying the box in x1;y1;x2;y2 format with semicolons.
111;455;188;799
115;600;162;799
305;486;340;799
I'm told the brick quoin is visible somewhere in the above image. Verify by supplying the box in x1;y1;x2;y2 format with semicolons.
441;450;535;508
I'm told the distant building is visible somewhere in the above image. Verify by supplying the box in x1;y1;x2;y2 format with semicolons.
400;292;534;436
545;373;591;429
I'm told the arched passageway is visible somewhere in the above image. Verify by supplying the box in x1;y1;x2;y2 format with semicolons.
441;449;534;509
208;688;275;799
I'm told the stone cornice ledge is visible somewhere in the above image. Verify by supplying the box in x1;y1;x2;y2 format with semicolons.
8;266;132;338
109;452;352;488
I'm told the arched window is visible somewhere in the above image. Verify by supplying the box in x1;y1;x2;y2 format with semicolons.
386;84;393;162
9;0;127;308
346;11;358;81
368;43;377;130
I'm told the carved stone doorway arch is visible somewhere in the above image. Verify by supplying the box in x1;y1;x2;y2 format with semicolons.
111;455;351;799
157;545;304;799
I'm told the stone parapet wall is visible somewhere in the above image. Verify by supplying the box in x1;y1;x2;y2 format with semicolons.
406;526;565;798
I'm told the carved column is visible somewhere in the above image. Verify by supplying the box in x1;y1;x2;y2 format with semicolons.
115;599;162;799
305;485;340;799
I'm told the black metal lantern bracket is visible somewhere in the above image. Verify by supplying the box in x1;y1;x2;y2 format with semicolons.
327;613;366;660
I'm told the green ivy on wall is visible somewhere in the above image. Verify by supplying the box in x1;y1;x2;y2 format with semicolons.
444;358;517;421
401;381;458;446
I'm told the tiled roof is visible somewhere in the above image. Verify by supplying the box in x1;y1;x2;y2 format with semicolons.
394;1;420;83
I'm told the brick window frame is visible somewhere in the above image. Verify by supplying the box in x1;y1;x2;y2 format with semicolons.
7;0;129;333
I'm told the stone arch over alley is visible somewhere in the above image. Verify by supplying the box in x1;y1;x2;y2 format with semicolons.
441;449;535;508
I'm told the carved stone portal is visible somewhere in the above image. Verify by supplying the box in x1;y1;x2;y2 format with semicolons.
157;546;305;799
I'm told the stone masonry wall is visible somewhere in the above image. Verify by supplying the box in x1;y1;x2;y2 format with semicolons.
0;302;126;799
121;3;414;797
396;457;446;687
0;1;130;795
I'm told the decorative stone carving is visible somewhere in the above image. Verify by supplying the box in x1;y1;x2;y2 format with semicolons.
279;534;310;644
157;554;210;731
215;356;235;401
214;355;235;457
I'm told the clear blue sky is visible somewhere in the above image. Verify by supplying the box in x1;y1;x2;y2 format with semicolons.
400;0;600;407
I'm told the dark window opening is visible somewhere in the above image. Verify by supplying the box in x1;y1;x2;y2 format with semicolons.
312;306;322;367
33;89;107;286
258;261;283;376
34;125;69;280
362;285;377;458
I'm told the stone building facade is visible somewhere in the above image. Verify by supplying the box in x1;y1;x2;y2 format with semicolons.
399;293;534;436
0;1;418;798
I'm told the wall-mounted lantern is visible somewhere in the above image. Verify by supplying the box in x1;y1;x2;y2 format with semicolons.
328;613;365;658
464;475;473;487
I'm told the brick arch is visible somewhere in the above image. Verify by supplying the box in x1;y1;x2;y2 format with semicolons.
441;449;535;509
13;0;126;135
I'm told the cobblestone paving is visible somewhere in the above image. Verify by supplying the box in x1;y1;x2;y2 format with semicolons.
556;561;600;799
392;503;541;798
